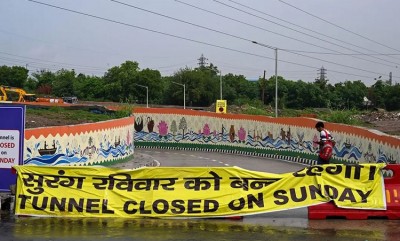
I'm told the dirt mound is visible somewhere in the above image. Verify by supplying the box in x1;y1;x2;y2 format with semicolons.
354;110;400;136
355;110;400;122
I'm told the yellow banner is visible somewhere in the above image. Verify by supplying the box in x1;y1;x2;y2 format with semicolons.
14;164;386;218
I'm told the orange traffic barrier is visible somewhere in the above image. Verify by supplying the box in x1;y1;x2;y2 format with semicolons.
308;164;400;220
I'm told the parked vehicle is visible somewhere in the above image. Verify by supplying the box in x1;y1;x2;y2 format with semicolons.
62;96;78;104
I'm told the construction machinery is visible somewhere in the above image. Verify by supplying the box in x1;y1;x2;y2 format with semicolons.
0;85;37;102
0;86;78;104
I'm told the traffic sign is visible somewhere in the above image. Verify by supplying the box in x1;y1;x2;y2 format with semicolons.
216;100;227;114
0;104;25;192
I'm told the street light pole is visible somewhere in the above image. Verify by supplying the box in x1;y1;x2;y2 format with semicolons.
252;41;279;117
134;83;148;108
172;81;186;109
274;48;278;118
219;70;222;100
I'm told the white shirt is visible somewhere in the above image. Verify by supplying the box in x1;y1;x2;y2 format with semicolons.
320;129;334;142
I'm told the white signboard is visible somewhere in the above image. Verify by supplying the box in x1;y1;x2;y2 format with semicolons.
0;130;20;168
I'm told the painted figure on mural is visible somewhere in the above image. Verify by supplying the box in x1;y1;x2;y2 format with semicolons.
267;131;273;139
314;121;335;165
280;128;286;141
147;117;154;133
229;125;235;142
134;116;144;132
297;131;304;148
287;127;291;145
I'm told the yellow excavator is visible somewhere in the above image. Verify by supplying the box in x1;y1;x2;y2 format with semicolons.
0;85;37;102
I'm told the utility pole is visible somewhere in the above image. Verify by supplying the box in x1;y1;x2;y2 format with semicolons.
251;41;279;117
274;48;278;118
261;70;266;103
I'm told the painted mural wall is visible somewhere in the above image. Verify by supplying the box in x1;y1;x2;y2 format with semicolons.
134;108;400;165
24;117;135;166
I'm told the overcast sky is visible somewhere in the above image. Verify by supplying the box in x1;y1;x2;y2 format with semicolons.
1;0;399;86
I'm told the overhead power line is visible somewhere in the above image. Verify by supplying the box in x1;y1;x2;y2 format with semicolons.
0;28;134;60
0;58;107;74
279;50;400;57
26;0;388;80
175;0;352;56
175;0;400;72
111;0;392;75
212;0;400;67
109;0;250;42
0;51;107;70
176;0;400;69
173;0;398;77
227;0;400;63
278;0;400;54
156;61;197;69
24;1;281;63
282;49;399;79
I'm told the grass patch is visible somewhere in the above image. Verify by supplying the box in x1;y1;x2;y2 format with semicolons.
241;106;270;116
231;105;368;127
26;105;132;123
319;109;365;126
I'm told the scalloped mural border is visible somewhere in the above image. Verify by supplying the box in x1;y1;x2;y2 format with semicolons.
135;141;354;165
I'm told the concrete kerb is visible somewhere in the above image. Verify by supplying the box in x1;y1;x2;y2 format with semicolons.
136;145;317;167
110;153;160;169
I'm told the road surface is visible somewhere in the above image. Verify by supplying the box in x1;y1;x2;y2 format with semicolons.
1;148;397;241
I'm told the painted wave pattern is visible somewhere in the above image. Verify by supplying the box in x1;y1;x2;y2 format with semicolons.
135;131;312;151
24;153;88;166
135;130;372;161
377;154;388;163
24;143;131;166
335;146;363;160
98;144;128;158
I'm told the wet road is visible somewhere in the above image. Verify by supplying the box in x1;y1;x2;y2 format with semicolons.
143;148;306;173
1;148;399;241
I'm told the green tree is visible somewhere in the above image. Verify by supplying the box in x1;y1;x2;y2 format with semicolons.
0;65;28;87
384;83;400;111
104;61;140;102
223;73;258;106
167;68;193;107
265;76;303;108
25;77;38;92
285;80;306;109
330;80;366;110
167;67;219;107
53;69;76;97
73;74;106;100
137;68;163;105
368;80;387;109
31;70;56;95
